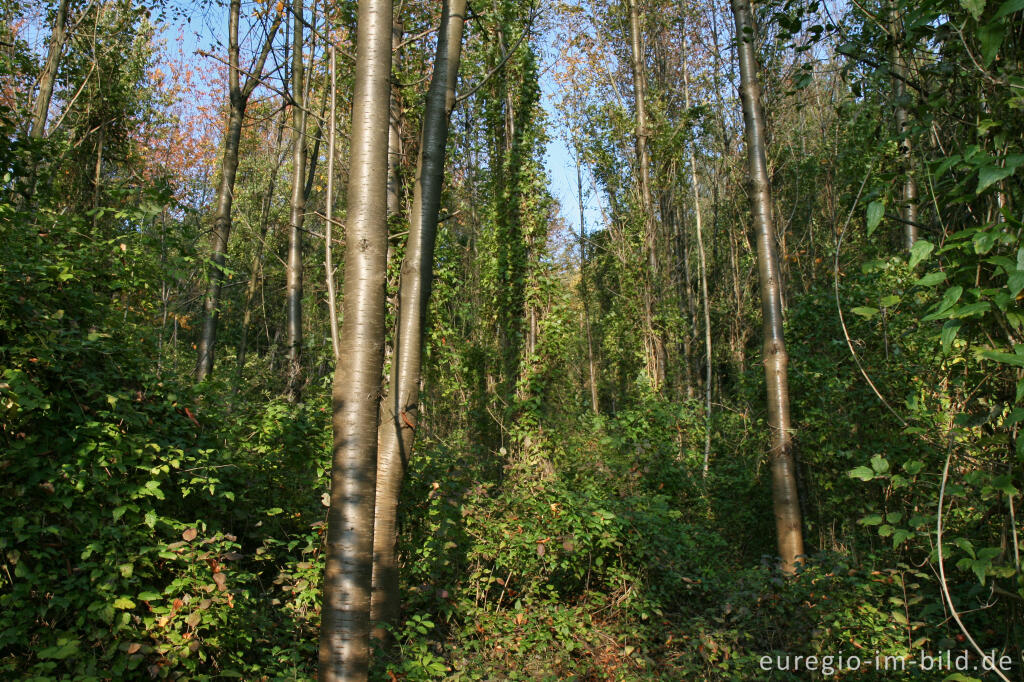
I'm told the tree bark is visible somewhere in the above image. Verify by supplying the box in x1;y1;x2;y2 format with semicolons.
682;42;714;475
369;0;467;637
578;161;599;414
325;46;341;362
730;0;805;573
890;6;917;250
235;108;288;390
29;0;71;139
626;0;665;391
195;0;281;381
285;0;308;401
318;0;393;678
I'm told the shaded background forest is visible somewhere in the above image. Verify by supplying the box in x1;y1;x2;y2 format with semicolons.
1;0;1023;678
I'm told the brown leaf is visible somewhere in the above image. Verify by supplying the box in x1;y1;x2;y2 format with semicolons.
188;640;200;653
186;611;201;628
536;542;546;558
126;642;142;655
212;572;227;591
198;598;212;610
182;528;197;542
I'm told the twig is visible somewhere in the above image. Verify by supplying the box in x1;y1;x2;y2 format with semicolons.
937;446;1012;682
834;168;908;426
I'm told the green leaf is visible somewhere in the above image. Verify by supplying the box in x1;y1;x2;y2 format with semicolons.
859;514;884;526
915;271;946;287
881;295;901;307
113;597;136;610
941;320;962;354
38;640;80;660
973;229;998;254
866;201;884;236
871;454;890;474
953;301;990;318
849;466;874;481
1008;271;1024;297
138;591;162;601
978;21;1006;66
908;240;934;269
851;306;879;319
991;475;1019;496
903;460;925;475
993;0;1024;19
892;529;914;547
960;0;985;20
924;286;964;321
144;510;157;528
978;349;1024;367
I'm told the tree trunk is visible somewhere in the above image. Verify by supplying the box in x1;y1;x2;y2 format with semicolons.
236;108;288;389
682;42;714;475
578;161;599;414
890;5;917;250
369;0;467;638
325;46;341;362
29;0;71;139
626;0;665;391
318;0;393;678
286;0;308;401
730;0;805;573
196;0;281;381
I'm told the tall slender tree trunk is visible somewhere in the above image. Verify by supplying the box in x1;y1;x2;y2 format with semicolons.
730;0;804;573
578;161;599;414
236;108;288;389
318;0;393;678
285;0;308;401
196;0;281;381
29;0;71;139
325;46;341;362
677;201;696;399
890;5;917;250
626;0;665;391
369;0;467;637
682;42;714;475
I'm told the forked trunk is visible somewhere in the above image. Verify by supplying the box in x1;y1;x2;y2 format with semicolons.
195;0;281;381
369;0;467;636
318;0;393;678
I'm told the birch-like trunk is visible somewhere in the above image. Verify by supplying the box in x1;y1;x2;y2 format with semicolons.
319;0;393;678
285;0;308;401
369;0;467;636
325;46;341;362
731;0;805;573
682;41;714;475
890;5;917;250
